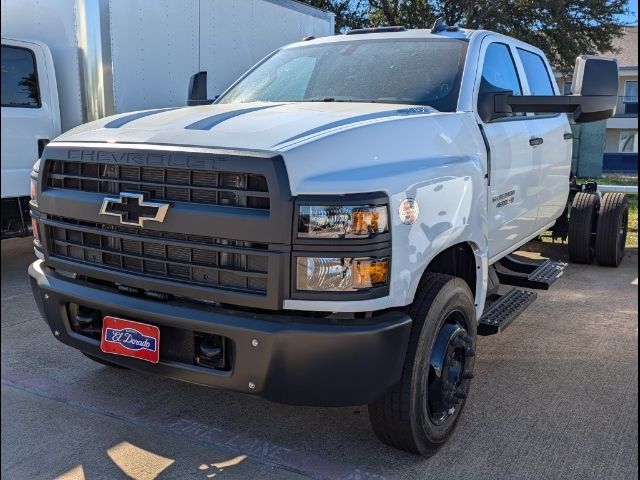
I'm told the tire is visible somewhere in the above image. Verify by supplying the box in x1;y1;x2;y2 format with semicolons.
568;192;600;264
595;192;629;267
368;273;477;457
82;352;129;369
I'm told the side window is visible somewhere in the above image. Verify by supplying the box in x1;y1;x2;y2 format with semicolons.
480;43;522;95
1;45;41;108
517;48;555;95
623;81;638;115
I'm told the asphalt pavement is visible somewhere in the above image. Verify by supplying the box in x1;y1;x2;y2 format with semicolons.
1;237;638;480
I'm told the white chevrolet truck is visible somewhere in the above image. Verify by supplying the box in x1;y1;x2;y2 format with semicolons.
28;24;627;456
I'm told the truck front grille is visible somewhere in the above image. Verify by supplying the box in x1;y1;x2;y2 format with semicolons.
47;217;269;294
37;145;292;309
46;160;270;210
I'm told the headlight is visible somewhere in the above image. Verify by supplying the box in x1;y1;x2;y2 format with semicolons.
296;256;388;291
298;205;388;239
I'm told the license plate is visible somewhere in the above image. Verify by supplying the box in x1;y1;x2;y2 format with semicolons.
100;316;160;363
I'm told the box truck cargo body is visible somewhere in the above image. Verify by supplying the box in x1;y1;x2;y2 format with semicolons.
0;0;334;237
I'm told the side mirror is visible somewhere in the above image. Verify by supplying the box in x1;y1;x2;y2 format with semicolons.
477;78;513;123
569;56;619;122
187;71;215;106
491;56;618;123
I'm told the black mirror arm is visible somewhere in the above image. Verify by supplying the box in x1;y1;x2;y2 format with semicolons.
495;93;617;120
495;94;577;114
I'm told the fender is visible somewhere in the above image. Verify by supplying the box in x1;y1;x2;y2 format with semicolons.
282;113;490;315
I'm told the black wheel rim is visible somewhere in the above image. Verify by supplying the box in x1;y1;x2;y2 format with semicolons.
425;311;474;425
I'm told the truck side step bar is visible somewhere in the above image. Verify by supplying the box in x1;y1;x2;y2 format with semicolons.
496;254;567;290
478;289;537;336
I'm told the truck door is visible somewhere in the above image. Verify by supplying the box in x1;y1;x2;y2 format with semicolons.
1;39;59;200
475;40;539;261
514;47;572;233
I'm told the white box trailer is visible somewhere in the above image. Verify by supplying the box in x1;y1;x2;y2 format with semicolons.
0;0;334;237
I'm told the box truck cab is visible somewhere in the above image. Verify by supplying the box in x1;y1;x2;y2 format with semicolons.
1;37;60;236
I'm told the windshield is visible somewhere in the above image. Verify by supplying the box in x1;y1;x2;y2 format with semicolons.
218;38;467;111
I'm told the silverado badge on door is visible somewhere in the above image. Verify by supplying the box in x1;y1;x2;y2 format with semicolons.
99;192;170;227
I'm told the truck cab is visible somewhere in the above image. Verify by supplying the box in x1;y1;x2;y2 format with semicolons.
1;37;60;237
28;25;623;456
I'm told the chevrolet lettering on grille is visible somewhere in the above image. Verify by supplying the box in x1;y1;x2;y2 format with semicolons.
99;192;170;227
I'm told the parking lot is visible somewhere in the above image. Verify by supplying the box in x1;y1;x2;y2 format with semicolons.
1;237;638;480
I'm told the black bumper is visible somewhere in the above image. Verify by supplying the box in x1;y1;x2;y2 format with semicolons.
29;260;412;406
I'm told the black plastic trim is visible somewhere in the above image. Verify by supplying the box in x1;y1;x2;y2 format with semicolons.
30;260;411;406
39;144;293;244
39;144;292;243
37;144;294;310
345;26;406;35
34;212;289;310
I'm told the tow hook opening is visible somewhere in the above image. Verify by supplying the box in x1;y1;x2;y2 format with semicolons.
69;304;102;339
195;333;231;371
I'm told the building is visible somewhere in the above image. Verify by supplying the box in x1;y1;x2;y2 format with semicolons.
604;26;638;161
557;25;638;173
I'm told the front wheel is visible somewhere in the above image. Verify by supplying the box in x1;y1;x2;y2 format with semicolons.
368;273;477;456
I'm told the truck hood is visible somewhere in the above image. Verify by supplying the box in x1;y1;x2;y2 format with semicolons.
55;102;439;151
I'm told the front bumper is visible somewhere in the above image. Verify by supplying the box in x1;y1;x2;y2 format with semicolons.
29;260;412;406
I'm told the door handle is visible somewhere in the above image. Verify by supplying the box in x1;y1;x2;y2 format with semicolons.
563;132;574;140
529;137;544;146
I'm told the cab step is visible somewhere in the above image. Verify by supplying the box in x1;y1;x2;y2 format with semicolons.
496;254;567;290
478;288;537;336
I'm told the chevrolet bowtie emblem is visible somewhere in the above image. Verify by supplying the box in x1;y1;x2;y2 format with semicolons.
99;192;170;227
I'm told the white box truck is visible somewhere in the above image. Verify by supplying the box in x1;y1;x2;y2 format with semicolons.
0;0;334;237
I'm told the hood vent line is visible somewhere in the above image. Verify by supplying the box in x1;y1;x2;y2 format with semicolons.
104;107;181;129
184;104;283;131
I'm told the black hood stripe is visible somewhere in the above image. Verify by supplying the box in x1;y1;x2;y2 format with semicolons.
274;106;435;147
104;107;181;128
185;104;283;130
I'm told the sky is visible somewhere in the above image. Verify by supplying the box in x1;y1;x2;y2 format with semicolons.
621;0;638;25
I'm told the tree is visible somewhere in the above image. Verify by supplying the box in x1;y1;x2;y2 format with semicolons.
458;0;630;73
368;0;435;27
301;0;369;33
18;72;39;103
306;0;632;72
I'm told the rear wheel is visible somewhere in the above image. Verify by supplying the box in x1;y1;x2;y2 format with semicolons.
568;192;600;264
595;193;629;267
368;273;476;456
